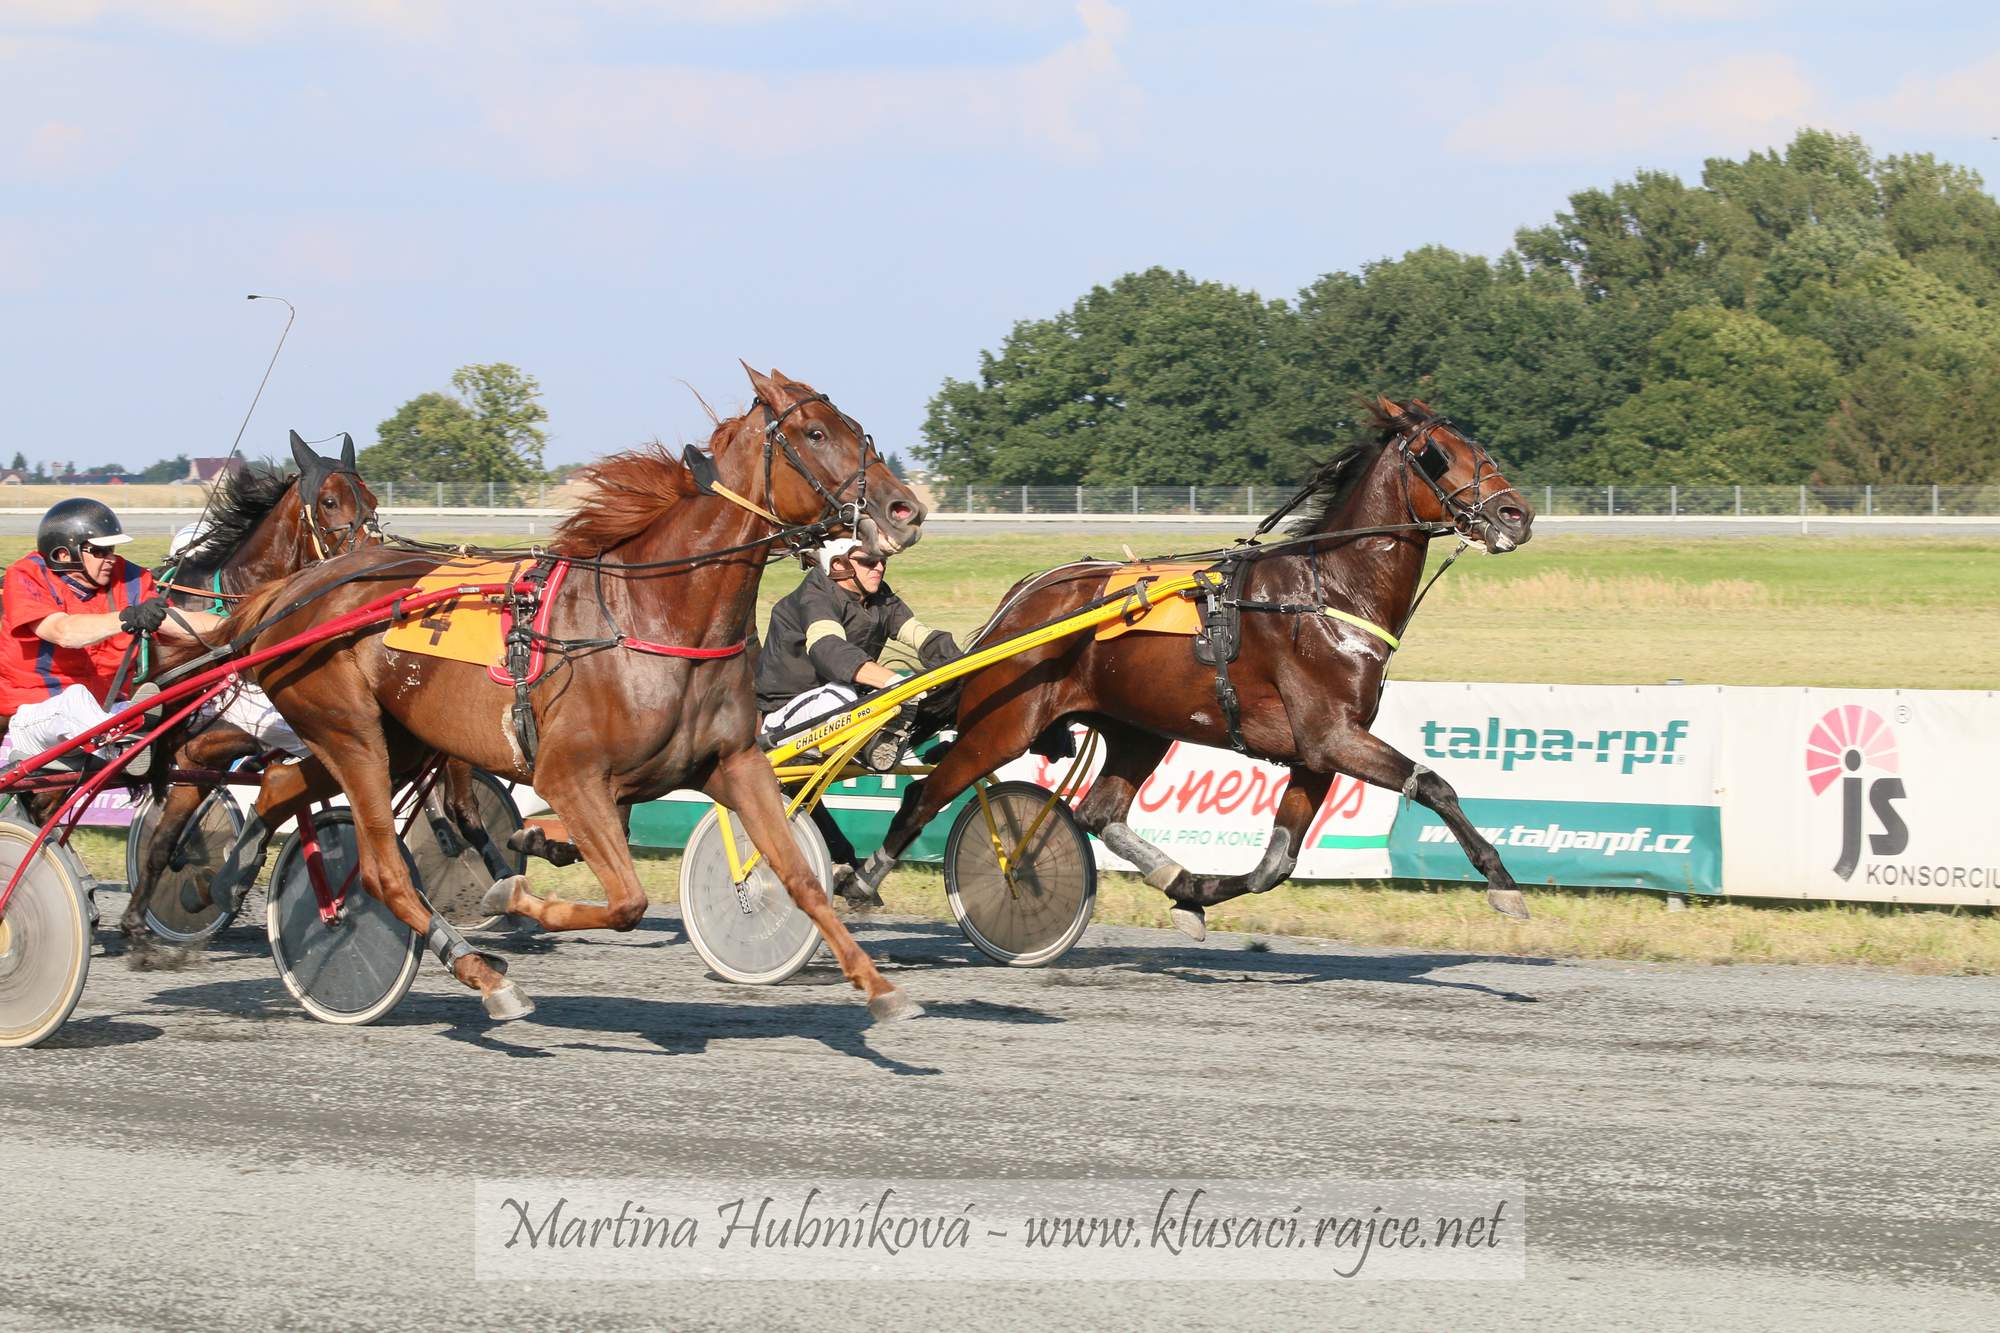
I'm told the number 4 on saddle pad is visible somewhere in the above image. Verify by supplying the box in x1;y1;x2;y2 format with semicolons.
382;557;563;672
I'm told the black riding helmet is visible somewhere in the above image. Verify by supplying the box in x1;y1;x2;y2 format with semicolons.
37;498;134;571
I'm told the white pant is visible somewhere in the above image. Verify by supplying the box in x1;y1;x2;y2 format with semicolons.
761;683;858;735
9;682;307;761
7;685;122;757
202;685;307;756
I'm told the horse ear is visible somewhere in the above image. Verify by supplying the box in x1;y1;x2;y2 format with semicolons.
289;430;315;474
1374;394;1404;421
741;361;796;413
1409;397;1435;418
340;433;356;469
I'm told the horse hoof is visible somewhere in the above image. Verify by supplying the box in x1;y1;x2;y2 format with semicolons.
1488;887;1530;920
867;989;924;1023
509;826;581;868
1169;906;1207;942
482;981;535;1022
480;875;528;916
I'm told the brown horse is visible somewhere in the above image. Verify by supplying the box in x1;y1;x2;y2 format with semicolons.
123;432;381;956
849;397;1537;936
222;366;928;1021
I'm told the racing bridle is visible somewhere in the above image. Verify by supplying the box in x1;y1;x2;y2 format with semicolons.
289;431;381;561
1396;413;1521;545
752;390;888;540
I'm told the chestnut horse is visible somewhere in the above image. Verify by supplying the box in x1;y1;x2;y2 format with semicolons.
123;432;382;957
850;397;1537;936
222;367;928;1021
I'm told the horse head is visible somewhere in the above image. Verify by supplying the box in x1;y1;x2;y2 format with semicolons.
1372;396;1533;553
736;364;926;556
288;430;380;559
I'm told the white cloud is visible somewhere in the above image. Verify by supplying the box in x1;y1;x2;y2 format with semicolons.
479;0;1140;174
1447;49;1820;163
1853;51;2000;135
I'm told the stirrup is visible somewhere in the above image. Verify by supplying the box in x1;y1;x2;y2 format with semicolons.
860;709;912;773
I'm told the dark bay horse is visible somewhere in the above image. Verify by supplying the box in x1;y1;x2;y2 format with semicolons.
223;366;929;1021
123;432;380;956
852;397;1537;937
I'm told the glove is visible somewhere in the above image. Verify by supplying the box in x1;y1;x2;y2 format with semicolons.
118;597;171;634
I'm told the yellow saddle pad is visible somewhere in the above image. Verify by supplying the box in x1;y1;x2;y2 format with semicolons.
381;558;531;668
1094;563;1214;642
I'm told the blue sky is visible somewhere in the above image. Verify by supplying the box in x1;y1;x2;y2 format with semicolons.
5;0;1998;473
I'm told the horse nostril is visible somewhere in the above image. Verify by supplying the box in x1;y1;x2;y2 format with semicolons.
890;501;915;524
1499;506;1525;529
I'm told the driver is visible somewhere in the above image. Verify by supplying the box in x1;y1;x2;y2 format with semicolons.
755;538;961;871
1;499;223;775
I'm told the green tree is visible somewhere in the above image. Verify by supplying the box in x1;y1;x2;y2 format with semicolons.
362;363;549;484
1701;129;1878;245
1515;169;1761;303
7;452;25;473
1821;338;2000;483
1594;307;1839;482
139;454;191;484
919;268;1300;486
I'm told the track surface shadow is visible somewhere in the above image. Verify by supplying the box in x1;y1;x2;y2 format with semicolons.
424;991;1058;1075
840;916;1554;1002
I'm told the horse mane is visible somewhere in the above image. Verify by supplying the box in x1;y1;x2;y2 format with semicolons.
549;441;702;556
1286;397;1435;533
180;465;295;567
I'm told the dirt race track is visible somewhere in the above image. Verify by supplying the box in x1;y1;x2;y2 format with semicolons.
4;903;1998;1331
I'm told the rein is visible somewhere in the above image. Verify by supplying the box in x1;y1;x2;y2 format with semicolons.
160;579;247;604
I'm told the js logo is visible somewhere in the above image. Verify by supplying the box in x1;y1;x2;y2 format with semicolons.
1804;706;1908;880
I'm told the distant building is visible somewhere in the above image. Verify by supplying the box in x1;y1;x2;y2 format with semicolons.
181;457;246;485
0;471;25;486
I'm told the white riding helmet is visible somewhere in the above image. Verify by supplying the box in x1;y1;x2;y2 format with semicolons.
166;522;209;560
816;538;865;576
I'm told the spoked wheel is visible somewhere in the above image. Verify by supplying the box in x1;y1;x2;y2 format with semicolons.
404;770;523;931
945;779;1097;966
266;808;422;1025
0;822;91;1048
679;805;831;985
127;788;246;945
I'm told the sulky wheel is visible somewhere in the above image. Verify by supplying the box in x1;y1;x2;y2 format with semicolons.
945;779;1097;967
0;821;92;1048
266;808;422;1026
404;770;523;931
128;788;245;945
679;804;831;986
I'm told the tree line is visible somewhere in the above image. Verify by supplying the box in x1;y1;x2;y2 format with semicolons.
11;363;553;488
916;131;2000;487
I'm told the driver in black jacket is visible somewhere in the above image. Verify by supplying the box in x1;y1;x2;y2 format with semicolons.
756;538;961;891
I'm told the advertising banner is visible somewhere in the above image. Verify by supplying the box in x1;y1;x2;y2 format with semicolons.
991;742;1393;881
619;682;1992;906
1372;682;1726;893
1720;688;2000;907
626;738;1393;880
